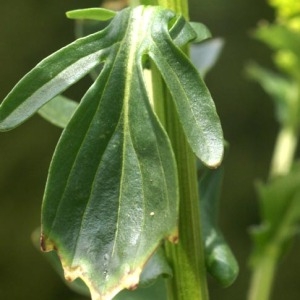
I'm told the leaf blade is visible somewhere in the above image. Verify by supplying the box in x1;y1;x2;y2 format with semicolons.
41;6;178;299
0;25;113;131
66;8;116;21
38;95;78;128
149;18;224;167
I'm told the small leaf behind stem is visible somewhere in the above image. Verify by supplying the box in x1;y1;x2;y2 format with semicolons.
199;164;239;287
38;95;78;128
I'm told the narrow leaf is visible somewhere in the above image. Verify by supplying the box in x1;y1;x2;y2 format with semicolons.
189;22;211;43
199;165;239;287
38;95;78;128
149;19;224;167
66;8;116;21
190;38;224;77
0;26;113;131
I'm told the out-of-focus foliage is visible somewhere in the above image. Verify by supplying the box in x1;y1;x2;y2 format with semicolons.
250;165;300;266
246;0;300;288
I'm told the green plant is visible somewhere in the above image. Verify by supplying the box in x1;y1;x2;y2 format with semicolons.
246;0;300;299
0;1;240;299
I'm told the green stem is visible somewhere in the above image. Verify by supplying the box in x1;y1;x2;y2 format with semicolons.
150;62;208;300
269;126;298;178
248;125;298;300
247;245;279;300
154;0;208;297
136;1;208;299
150;26;208;300
162;89;209;300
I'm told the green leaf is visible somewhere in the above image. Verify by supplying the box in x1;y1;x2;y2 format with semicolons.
1;5;224;299
38;95;78;128
32;227;90;296
149;20;223;167
66;8;116;21
191;38;224;77
253;23;300;79
138;247;172;288
250;164;300;266
115;278;166;300
40;7;181;299
0;23;122;131
255;24;300;55
199;164;239;287
246;63;298;127
33;228;169;299
189;22;211;43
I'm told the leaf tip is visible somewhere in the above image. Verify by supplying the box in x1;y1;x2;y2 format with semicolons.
66;8;116;21
203;144;224;169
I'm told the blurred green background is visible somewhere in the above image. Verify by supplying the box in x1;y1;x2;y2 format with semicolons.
1;0;299;299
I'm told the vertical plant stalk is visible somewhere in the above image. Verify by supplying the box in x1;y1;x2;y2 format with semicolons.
248;245;279;300
142;0;209;297
269;126;298;178
162;89;209;300
248;125;298;300
149;64;208;300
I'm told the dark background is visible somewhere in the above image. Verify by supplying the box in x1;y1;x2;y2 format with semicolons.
0;0;299;299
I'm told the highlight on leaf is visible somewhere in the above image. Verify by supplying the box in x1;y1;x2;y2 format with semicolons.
0;5;224;299
66;8;116;21
198;164;239;287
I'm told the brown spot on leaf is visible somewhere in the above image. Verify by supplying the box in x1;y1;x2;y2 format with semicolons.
128;284;138;291
167;228;179;244
65;275;73;282
40;233;57;252
170;235;179;244
40;234;47;252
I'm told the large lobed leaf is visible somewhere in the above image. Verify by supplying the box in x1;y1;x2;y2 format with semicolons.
40;7;179;299
0;5;224;299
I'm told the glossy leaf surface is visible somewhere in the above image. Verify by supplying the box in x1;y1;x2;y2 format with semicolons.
149;22;223;167
41;7;180;299
0;29;110;131
0;5;224;299
199;164;238;287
